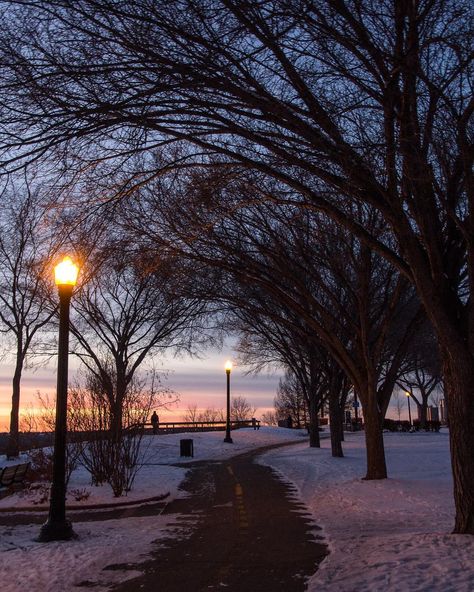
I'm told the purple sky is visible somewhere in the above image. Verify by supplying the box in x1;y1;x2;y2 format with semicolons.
0;348;421;430
0;350;281;430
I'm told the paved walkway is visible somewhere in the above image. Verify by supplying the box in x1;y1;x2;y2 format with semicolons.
0;442;328;591
109;442;328;592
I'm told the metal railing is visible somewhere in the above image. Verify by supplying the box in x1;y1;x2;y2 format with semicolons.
146;419;260;434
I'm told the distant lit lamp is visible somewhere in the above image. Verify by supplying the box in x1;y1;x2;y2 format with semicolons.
39;257;79;542
224;360;233;443
406;391;412;428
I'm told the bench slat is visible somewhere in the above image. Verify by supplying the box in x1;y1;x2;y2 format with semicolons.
0;465;18;487
13;462;30;483
0;462;30;487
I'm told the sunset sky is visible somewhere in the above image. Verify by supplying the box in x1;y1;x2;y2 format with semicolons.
0;347;281;431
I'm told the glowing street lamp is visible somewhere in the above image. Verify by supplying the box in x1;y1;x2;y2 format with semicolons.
224;360;233;443
39;256;79;542
406;391;412;428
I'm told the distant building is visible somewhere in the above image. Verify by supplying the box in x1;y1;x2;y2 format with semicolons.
427;405;439;422
439;399;448;424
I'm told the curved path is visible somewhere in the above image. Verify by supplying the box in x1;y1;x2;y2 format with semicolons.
109;442;328;592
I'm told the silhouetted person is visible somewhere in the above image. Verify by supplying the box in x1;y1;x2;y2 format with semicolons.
151;411;159;435
287;415;293;429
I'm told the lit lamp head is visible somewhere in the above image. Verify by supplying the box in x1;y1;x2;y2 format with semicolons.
405;391;410;398
54;256;79;294
225;360;232;375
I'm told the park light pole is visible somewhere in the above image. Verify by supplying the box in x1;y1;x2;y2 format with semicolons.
39;256;78;542
224;360;233;443
406;391;412;428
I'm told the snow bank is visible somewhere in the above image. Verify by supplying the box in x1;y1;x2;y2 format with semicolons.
260;430;474;592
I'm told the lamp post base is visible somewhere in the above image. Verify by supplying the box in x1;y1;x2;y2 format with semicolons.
37;519;76;542
224;435;233;443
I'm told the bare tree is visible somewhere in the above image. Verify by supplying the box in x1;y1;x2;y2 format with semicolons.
69;247;204;442
230;395;256;422
0;0;473;533
182;404;225;423
198;407;225;422
182;403;199;423
34;391;83;486
391;391;405;422
233;298;327;449
152;191;421;471
274;371;308;429
19;401;39;434
261;411;278;426
397;326;443;428
68;370;166;496
0;180;58;458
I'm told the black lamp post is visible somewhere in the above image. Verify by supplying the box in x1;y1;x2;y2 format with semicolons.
39;256;78;542
224;360;233;443
406;391;412;427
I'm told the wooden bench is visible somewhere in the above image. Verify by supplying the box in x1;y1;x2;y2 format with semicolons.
0;462;30;497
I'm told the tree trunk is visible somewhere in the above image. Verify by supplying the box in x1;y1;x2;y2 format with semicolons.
329;393;344;457
308;396;320;448
110;399;123;444
443;352;474;533
110;365;127;443
361;389;387;480
419;401;427;430
6;351;24;459
295;398;302;429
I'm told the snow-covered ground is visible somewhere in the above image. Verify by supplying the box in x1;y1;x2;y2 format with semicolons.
1;427;472;591
260;429;474;592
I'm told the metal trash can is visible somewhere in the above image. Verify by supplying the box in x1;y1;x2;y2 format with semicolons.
180;439;194;457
